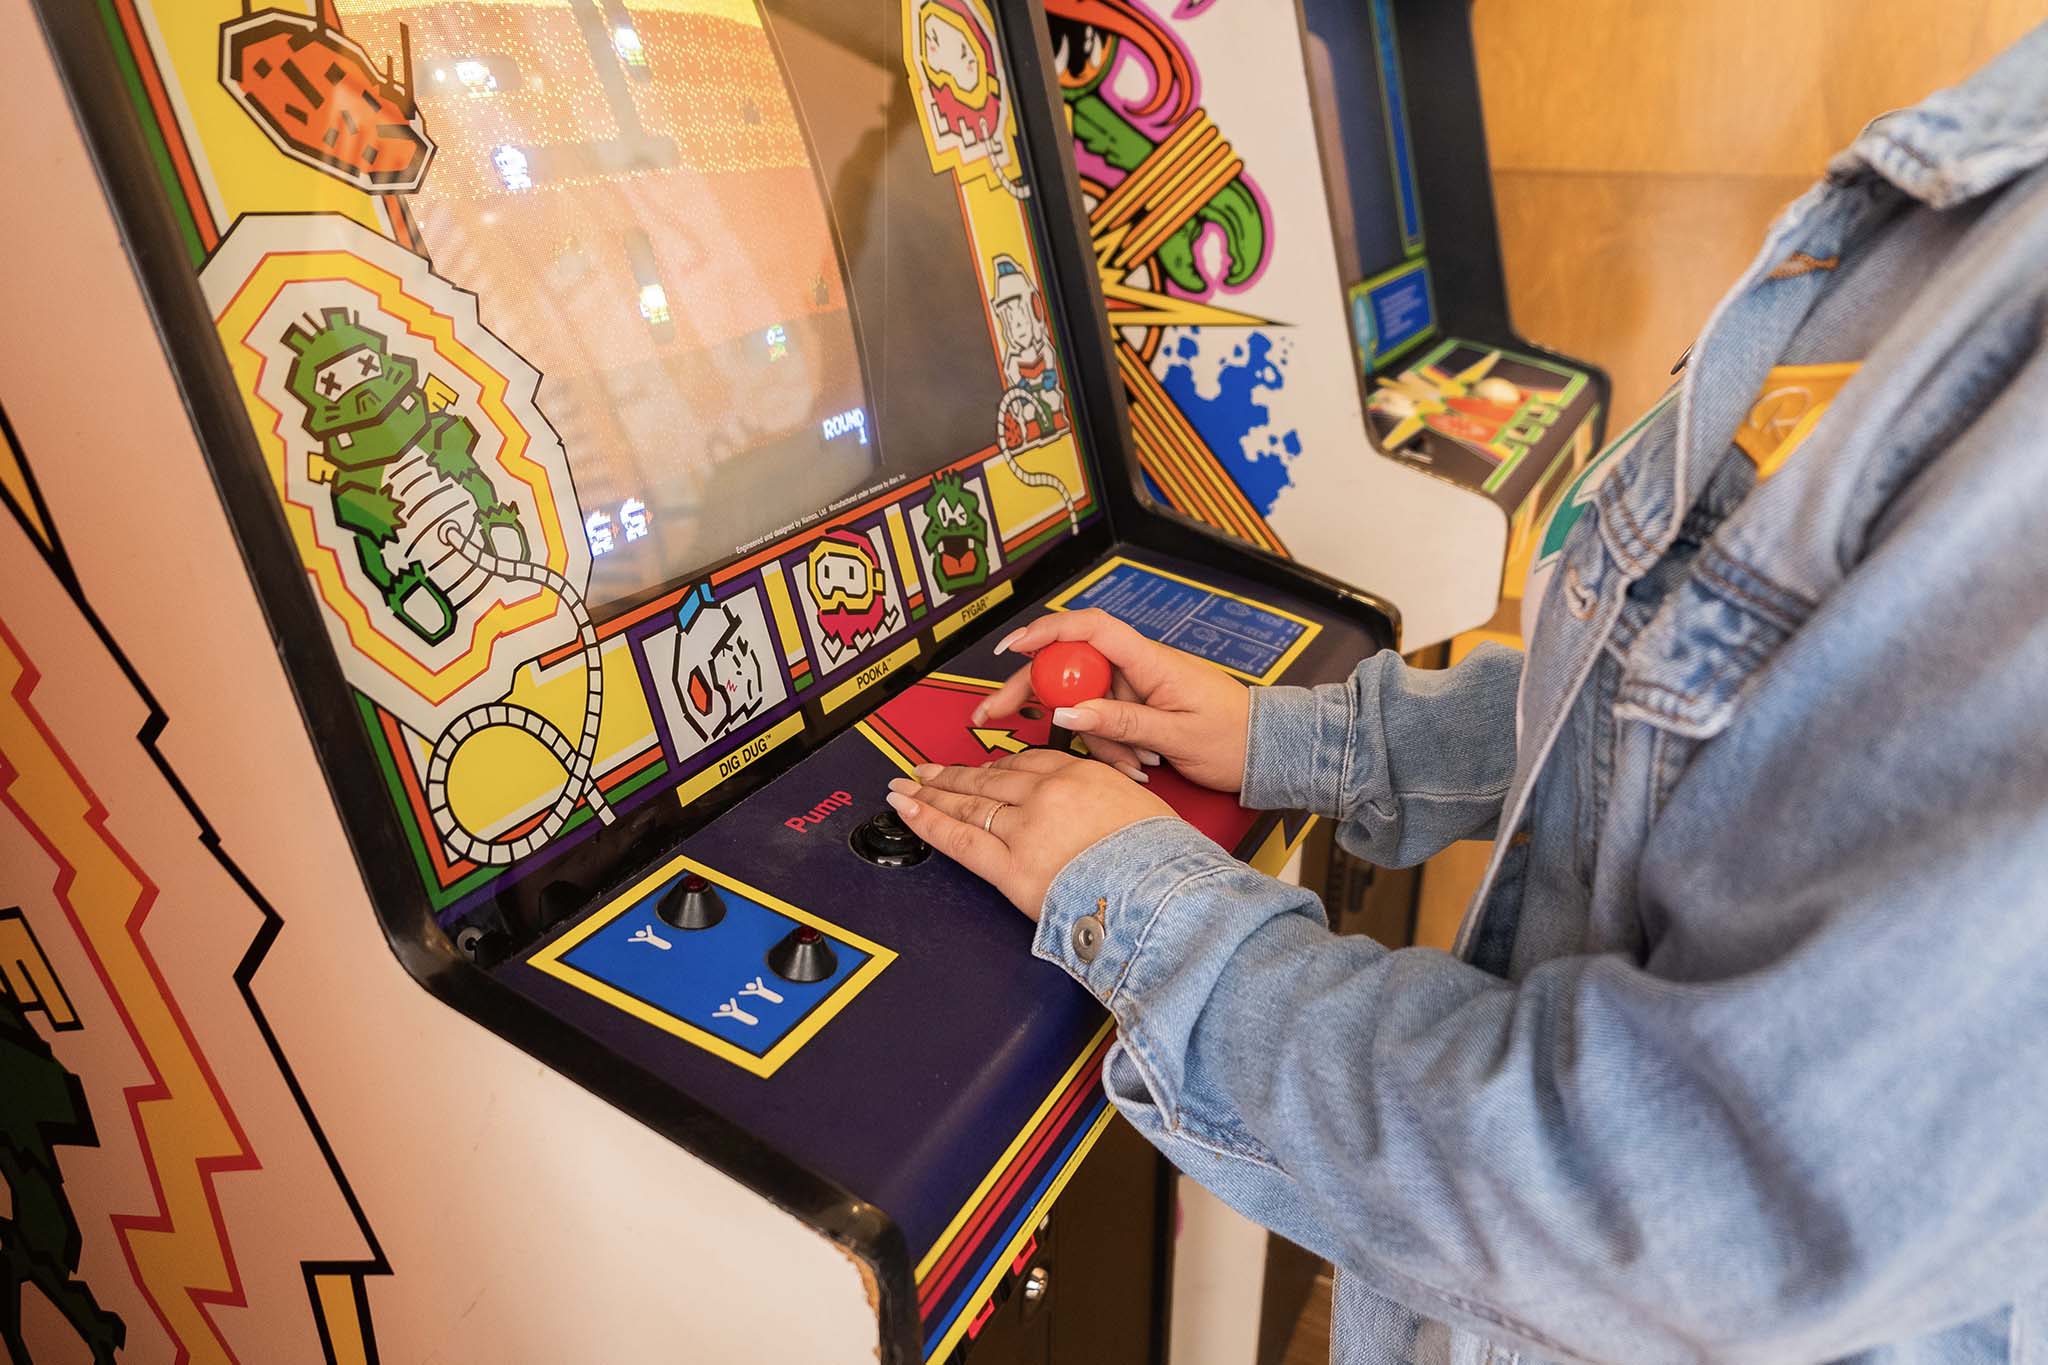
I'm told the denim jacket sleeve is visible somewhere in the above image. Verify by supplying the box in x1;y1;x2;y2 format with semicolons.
1031;335;2048;1361
1239;641;1522;868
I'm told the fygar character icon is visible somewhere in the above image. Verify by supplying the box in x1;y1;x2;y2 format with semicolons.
920;473;991;593
281;307;530;646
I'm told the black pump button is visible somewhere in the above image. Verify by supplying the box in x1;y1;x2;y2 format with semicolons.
850;808;930;867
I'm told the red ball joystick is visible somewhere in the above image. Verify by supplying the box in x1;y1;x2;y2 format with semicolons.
1031;641;1112;753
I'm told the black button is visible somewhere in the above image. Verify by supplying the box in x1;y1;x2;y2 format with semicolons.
768;924;839;982
850;808;930;867
657;872;726;930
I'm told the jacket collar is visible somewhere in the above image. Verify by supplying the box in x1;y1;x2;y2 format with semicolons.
1829;21;2048;209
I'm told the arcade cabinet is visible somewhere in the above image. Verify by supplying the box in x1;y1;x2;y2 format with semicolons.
3;2;1398;1362
1303;0;1610;607
1044;0;1609;645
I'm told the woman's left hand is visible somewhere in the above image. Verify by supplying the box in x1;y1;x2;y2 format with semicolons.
886;750;1178;918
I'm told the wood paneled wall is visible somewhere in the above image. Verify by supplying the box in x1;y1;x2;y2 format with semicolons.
1411;1;2045;952
1473;0;2047;428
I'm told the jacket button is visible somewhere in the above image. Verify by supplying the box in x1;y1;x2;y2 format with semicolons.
1071;914;1105;963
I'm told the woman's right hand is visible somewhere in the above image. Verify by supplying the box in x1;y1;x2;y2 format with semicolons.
975;608;1252;793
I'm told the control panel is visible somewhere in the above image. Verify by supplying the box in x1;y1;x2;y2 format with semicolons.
528;856;893;1079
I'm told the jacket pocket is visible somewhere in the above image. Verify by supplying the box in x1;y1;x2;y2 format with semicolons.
1612;545;1816;810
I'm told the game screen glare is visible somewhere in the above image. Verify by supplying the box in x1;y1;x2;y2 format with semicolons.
341;0;1002;610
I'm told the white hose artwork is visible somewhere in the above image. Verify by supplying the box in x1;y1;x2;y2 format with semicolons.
997;387;1078;536
423;520;612;866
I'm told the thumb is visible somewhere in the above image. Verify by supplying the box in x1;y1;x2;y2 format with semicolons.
1052;697;1190;753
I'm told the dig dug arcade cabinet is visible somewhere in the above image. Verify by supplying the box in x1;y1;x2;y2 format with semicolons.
5;1;1394;1362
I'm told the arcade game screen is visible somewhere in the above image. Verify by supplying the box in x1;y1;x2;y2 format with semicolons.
338;0;1004;612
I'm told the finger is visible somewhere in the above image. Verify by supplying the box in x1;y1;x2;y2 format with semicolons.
887;791;1007;875
995;609;1188;694
1077;734;1143;770
972;662;1035;725
1105;677;1159;765
1051;696;1192;755
907;762;1043;802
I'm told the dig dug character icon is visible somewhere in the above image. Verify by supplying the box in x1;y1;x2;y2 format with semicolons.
672;593;770;744
806;529;901;665
991;255;1070;450
920;474;991;593
281;307;530;645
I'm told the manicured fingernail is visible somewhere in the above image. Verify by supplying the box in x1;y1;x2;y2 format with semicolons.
970;704;988;725
1114;762;1149;784
888;777;919;795
886;791;919;817
1052;706;1095;731
993;629;1025;655
913;763;942;780
1136;748;1162;767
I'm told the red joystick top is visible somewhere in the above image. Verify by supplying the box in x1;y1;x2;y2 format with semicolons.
1031;640;1113;710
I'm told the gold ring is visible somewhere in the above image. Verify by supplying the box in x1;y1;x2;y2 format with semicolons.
983;801;1010;835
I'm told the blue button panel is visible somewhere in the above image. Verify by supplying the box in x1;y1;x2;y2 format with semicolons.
1057;560;1313;682
551;869;872;1061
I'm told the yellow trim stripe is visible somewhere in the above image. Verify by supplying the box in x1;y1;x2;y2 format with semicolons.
924;1106;1119;1363
933;579;1014;643
915;1020;1116;1281
885;503;923;599
822;637;922;714
671;712;805;808
761;561;806;665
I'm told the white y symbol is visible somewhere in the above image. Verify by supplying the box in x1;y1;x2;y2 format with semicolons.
739;976;785;1005
714;999;759;1027
630;925;671;950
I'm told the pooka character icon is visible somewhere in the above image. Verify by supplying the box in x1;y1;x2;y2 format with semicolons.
1;990;126;1365
281;307;530;645
918;0;1005;154
671;593;769;743
920;473;991;592
806;528;901;664
991;255;1069;449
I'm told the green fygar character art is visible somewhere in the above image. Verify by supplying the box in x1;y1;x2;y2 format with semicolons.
1;989;125;1364
281;307;530;645
920;473;992;592
1046;0;1265;295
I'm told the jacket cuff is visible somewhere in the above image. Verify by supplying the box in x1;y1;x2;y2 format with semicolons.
1032;816;1239;1006
1240;682;1356;818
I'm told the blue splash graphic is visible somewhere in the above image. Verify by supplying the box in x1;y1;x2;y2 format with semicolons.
1155;329;1301;516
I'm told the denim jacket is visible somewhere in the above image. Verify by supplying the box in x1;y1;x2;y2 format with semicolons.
1033;26;2048;1364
